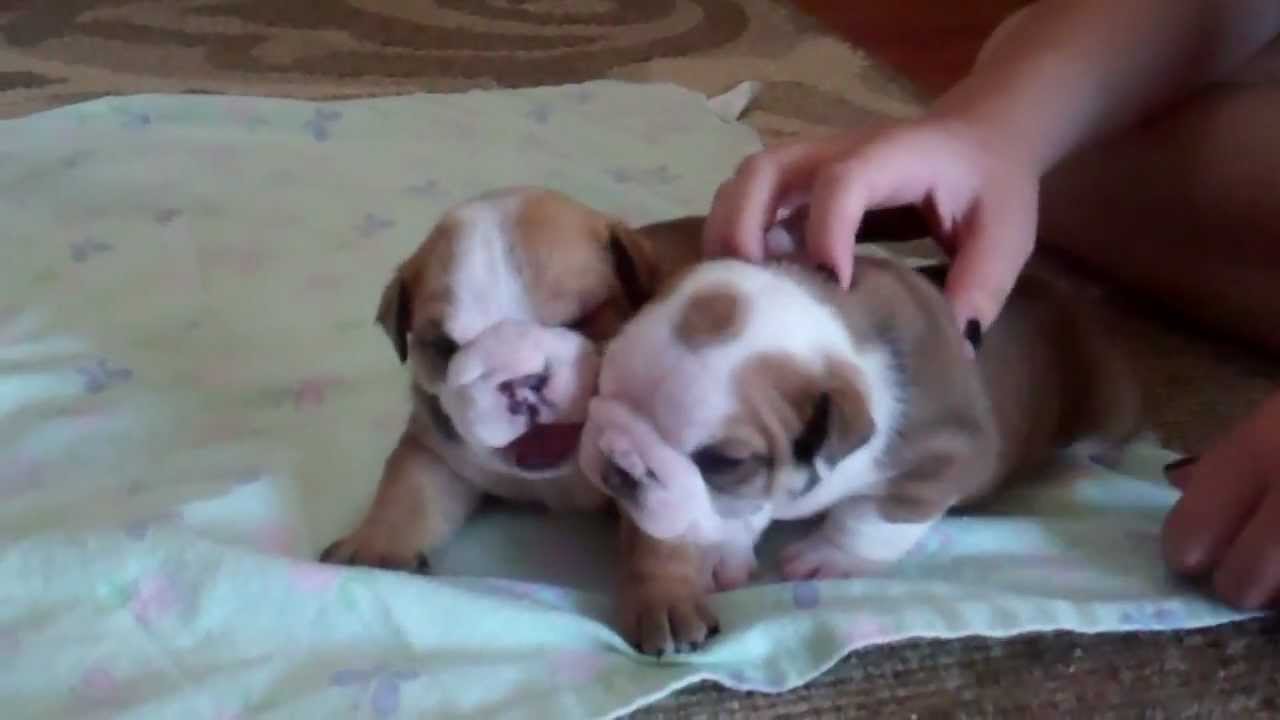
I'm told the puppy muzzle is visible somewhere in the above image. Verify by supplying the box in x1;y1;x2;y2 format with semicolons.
438;319;599;448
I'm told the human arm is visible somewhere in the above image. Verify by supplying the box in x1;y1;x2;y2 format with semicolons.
704;0;1280;330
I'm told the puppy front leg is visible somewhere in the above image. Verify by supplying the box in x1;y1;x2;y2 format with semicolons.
321;432;480;573
617;516;719;657
781;439;993;580
780;498;940;579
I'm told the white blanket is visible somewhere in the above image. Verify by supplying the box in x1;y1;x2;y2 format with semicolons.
0;81;1251;720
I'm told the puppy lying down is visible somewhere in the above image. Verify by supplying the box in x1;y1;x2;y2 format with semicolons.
580;254;1142;654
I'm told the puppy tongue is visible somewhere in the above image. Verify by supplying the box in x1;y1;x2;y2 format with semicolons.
507;423;583;471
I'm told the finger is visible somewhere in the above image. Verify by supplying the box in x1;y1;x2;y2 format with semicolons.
703;179;743;258
703;149;799;262
1211;487;1280;610
806;158;870;288
705;140;853;262
1162;438;1268;576
942;181;1038;333
1163;456;1198;490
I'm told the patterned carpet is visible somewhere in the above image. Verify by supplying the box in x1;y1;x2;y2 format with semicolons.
791;0;1033;97
0;0;920;141
3;0;1278;715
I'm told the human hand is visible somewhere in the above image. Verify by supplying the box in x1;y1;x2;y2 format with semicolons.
703;118;1040;334
1163;390;1280;610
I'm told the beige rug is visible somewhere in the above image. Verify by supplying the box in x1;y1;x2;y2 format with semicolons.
3;0;1277;714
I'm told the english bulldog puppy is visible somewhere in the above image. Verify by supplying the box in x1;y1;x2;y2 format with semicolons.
320;187;703;571
580;253;1142;655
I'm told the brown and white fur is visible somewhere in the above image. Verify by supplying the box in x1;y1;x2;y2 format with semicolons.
320;187;703;571
579;252;1142;655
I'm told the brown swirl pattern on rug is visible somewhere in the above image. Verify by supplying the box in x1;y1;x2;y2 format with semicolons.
0;0;919;141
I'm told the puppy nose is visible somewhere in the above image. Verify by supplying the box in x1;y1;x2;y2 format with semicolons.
602;460;640;502
498;370;552;425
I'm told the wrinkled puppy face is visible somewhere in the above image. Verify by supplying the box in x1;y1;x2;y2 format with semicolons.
579;260;881;543
377;187;654;478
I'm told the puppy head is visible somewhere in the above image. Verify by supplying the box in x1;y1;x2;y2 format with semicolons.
377;187;672;478
579;260;884;542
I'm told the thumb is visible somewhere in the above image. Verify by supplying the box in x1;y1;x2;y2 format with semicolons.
1160;393;1280;575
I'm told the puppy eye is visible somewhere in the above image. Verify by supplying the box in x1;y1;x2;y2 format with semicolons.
691;447;747;475
566;314;591;332
566;302;607;334
427;335;459;361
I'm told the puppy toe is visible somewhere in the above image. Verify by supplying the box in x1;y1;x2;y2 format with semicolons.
667;601;714;653
320;540;355;563
635;607;675;658
413;552;432;575
626;592;718;658
318;530;428;575
372;551;431;574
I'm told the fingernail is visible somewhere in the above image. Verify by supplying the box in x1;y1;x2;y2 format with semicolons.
1164;456;1198;474
963;318;983;350
815;265;838;285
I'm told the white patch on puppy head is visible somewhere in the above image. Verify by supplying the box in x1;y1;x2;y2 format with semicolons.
439;190;536;344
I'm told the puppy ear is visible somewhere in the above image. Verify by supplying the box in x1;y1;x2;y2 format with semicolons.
792;362;876;465
608;216;704;309
606;222;660;310
375;271;412;364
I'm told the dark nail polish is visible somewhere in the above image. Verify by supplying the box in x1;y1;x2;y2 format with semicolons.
815;265;838;284
1164;456;1198;473
963;318;983;350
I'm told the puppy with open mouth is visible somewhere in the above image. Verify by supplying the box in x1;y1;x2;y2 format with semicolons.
579;251;1142;655
320;187;703;572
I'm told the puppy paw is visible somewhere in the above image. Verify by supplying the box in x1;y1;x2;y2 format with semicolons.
709;548;757;592
319;525;431;575
780;533;885;580
598;431;649;481
620;585;720;657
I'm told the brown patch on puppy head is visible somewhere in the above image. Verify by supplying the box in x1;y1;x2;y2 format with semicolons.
509;190;619;328
510;198;708;343
377;192;710;364
675;284;744;351
710;353;875;499
540;219;681;344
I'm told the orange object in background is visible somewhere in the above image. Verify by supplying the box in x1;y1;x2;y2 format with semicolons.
789;0;1030;97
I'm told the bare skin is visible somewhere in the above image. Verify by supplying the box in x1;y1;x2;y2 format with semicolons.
1041;53;1280;356
1030;14;1280;611
706;0;1280;610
